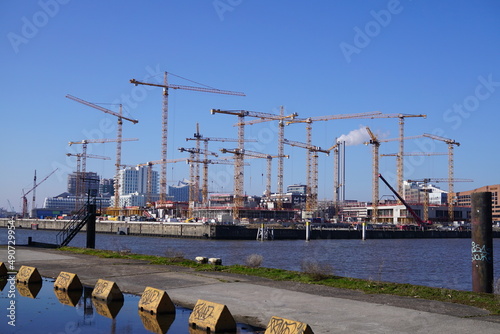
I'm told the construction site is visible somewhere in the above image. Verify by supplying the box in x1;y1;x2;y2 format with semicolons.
20;71;500;231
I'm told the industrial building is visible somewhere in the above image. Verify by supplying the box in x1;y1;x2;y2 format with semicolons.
453;185;500;224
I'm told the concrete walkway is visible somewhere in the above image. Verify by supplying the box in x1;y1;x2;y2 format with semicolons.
2;246;500;333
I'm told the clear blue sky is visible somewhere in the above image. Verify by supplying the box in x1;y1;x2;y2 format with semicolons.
1;0;499;212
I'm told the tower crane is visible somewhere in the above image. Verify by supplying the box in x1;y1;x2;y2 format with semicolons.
136;158;187;206
21;168;58;218
185;123;257;206
364;127;424;223
66;153;111;209
69;138;138;210
212;107;297;210
422;133;460;221
178;147;218;214
407;178;473;223
130;72;245;203
66;94;139;210
221;149;288;198
284;139;330;214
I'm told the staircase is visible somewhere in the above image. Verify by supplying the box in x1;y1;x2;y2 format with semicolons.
56;204;92;247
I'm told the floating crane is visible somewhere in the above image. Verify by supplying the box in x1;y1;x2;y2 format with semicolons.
130;72;245;202
185;123;257;205
212;107;297;211
407;178;473;223
21;168;58;218
66;153;111;209
422;133;460;221
66;94;139;209
284;139;330;214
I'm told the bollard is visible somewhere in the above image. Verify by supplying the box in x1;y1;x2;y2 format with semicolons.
471;192;494;293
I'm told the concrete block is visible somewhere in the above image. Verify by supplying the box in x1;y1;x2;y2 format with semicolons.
265;316;314;334
208;258;222;265
54;288;82;307
16;282;42;298
0;262;7;276
138;286;175;314
16;265;42;284
189;299;236;332
92;279;124;301
138;310;175;334
195;256;208;264
54;271;82;291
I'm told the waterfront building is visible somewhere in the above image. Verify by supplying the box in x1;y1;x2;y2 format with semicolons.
99;178;114;196
404;180;448;205
168;179;190;202
110;166;159;207
67;172;99;196
452;184;500;224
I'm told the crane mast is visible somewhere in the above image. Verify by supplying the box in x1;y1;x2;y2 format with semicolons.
21;168;58;218
130;72;245;203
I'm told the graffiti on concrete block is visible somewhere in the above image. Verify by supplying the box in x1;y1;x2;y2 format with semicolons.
471;241;492;263
140;288;161;306
191;301;215;321
267;317;310;334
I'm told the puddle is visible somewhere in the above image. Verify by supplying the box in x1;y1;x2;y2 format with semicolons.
0;276;262;333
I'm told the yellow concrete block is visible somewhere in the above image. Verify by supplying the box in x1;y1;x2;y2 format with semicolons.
54;288;82;307
138;286;175;314
138;310;175;334
0;262;7;276
54;271;82;291
91;279;124;301
265;316;314;334
16;265;42;284
189;299;236;333
16;282;42;299
92;298;124;319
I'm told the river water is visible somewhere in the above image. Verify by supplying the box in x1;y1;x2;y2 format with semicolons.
3;228;499;292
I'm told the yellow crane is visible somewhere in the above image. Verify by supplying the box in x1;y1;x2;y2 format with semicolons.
136;158;187;206
284;139;330;214
178;147;218;214
66;153;111;209
130;72;245;202
364;127;424;223
185;123;256;206
213;107;297;210
66;94;139;209
69;138;138;210
422;134;460;221
407;178;472;223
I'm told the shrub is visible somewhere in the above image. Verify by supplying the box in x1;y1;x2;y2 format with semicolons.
245;254;264;268
301;259;333;281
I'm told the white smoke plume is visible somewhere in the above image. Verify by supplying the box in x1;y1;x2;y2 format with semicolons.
336;126;371;146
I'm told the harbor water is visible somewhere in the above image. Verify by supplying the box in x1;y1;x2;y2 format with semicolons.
2;228;499;292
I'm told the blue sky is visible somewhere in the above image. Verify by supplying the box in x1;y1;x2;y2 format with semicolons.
1;0;499;212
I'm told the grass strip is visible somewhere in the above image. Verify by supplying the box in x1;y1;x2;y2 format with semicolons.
59;246;500;314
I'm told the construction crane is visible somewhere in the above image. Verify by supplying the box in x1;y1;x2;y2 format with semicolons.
407;178;473;223
364;127;424;223
21;168;58;218
69;138;138;210
66;94;139;209
221;149;288;198
130;72;245;203
136;158;187;206
212;107;297;211
422;133;460;221
185;123;257;206
66;153;111;208
284;139;330;214
178;147;218;214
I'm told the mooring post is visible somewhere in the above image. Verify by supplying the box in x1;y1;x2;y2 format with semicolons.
86;203;96;249
305;221;310;241
362;222;366;241
471;192;493;293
